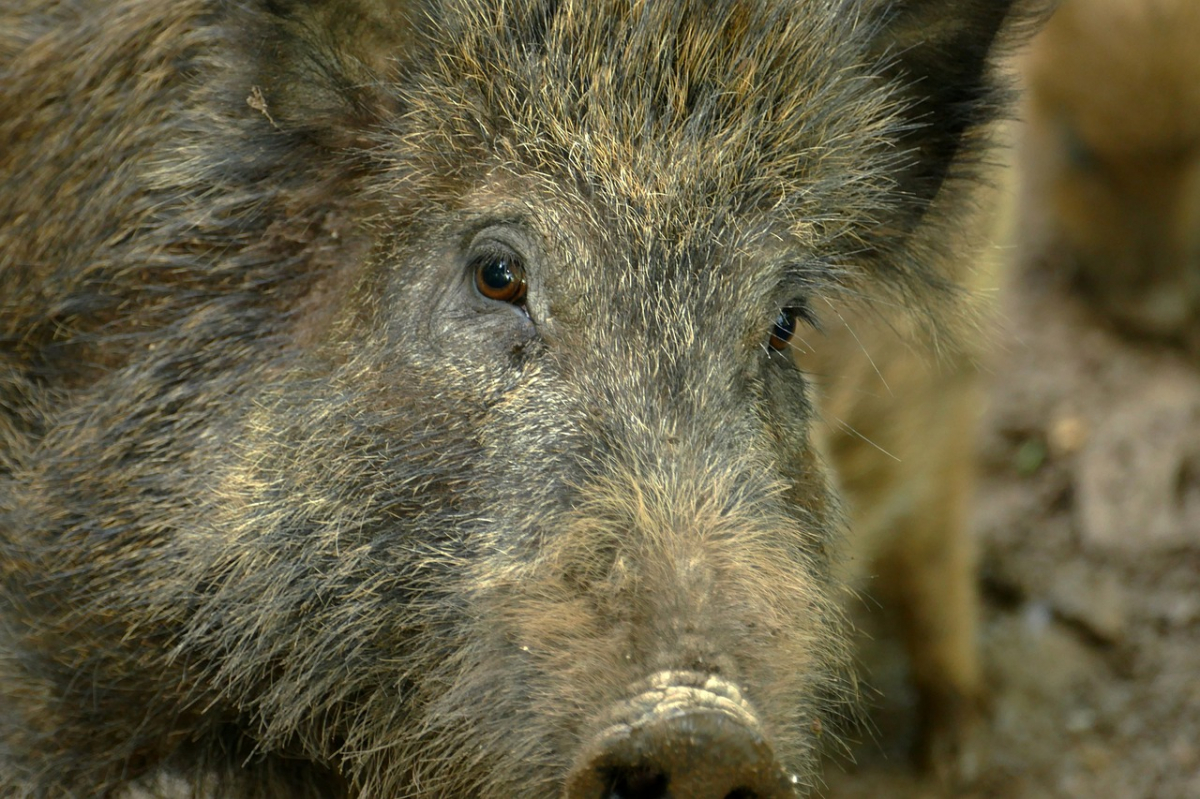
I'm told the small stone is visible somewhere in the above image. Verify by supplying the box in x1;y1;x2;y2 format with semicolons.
1076;378;1200;553
1048;562;1127;644
1023;601;1053;635
1065;707;1097;733
1154;595;1200;628
1048;414;1089;456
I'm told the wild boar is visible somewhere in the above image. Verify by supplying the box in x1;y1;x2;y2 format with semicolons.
0;1;1037;795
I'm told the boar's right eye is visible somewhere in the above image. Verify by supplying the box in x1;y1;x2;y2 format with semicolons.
472;248;528;306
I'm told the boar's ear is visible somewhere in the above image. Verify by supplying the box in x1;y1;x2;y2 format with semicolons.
868;0;1046;210
237;0;432;149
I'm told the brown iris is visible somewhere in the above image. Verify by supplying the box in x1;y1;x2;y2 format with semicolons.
473;251;528;305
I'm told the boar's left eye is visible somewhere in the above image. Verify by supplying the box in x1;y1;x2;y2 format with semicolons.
472;249;528;305
768;308;798;352
768;310;796;352
768;302;817;353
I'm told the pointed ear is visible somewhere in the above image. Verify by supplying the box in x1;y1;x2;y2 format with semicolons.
236;0;433;149
868;0;1048;210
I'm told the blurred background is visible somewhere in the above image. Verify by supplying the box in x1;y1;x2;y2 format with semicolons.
825;0;1200;796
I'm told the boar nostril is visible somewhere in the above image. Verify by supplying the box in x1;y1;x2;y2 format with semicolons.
601;765;761;799
602;765;669;799
569;708;794;799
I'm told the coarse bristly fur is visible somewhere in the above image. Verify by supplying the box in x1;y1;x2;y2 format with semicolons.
1;1;1043;796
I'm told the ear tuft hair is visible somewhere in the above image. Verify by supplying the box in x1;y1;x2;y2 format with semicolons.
237;0;432;148
867;0;1050;212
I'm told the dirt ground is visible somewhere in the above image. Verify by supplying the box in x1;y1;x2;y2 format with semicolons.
821;199;1200;798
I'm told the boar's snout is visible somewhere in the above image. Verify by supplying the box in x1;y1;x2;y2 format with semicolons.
566;672;796;799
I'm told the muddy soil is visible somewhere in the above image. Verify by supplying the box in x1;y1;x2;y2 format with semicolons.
823;221;1200;798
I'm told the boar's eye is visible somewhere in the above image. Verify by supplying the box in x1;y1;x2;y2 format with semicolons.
768;302;818;353
472;248;528;305
768;308;798;352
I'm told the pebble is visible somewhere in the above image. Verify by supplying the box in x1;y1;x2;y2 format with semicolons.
1047;562;1128;644
1076;378;1200;554
1048;414;1089;457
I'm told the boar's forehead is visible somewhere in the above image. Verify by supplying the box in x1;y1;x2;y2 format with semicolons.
392;0;906;271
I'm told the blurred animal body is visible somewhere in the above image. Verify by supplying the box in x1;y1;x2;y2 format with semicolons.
1019;0;1200;345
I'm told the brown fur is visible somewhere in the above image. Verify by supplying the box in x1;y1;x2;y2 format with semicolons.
1;1;1037;796
1018;0;1200;345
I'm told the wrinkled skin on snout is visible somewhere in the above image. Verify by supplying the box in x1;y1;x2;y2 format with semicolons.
0;0;1038;796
